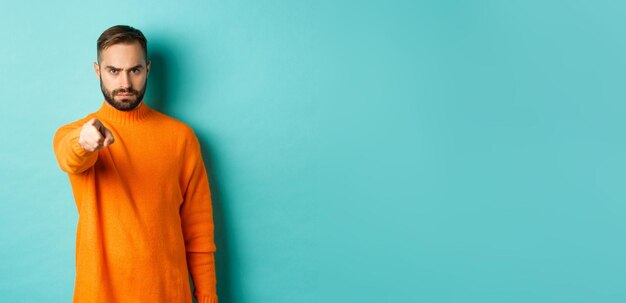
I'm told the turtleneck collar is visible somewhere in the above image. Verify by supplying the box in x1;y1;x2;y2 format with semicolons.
95;100;152;124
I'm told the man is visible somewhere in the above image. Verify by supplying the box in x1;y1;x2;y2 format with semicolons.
52;25;218;303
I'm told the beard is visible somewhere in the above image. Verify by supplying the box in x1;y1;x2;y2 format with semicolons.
99;75;148;111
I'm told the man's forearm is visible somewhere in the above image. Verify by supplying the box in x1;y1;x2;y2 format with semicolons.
187;251;218;303
53;125;98;174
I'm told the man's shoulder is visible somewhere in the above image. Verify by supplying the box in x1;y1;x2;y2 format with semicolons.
151;112;203;154
151;110;198;138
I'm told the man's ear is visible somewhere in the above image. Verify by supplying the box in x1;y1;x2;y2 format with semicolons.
93;62;100;79
146;60;151;75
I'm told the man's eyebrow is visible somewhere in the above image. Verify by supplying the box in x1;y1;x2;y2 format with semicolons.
105;65;144;70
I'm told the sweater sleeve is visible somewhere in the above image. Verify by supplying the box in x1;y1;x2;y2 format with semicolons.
180;128;218;303
187;252;218;303
52;119;99;174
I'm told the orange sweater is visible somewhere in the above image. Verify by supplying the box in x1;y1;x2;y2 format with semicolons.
52;101;218;303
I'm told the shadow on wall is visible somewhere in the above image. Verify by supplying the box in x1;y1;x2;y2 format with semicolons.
145;45;170;114
146;42;235;303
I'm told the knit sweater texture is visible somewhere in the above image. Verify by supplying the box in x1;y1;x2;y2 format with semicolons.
52;101;218;303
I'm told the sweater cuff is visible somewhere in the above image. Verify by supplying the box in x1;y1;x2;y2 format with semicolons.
69;128;95;158
194;291;218;303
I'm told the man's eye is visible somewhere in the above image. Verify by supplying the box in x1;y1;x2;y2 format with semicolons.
131;69;139;74
110;69;118;74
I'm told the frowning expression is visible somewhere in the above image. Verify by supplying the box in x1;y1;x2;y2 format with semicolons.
94;41;150;111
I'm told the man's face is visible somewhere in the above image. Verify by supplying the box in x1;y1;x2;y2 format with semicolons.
94;42;150;111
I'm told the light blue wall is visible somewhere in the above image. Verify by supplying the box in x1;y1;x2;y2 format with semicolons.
1;0;626;302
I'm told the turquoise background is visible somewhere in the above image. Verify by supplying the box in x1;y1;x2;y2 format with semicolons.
1;0;625;302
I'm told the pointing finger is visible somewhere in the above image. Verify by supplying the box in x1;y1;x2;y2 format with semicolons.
103;129;115;147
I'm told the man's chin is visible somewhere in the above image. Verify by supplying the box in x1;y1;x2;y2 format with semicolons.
106;97;142;111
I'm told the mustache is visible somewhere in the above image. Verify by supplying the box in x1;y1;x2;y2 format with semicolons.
113;88;138;95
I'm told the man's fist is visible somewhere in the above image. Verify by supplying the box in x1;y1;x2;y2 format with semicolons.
78;118;115;152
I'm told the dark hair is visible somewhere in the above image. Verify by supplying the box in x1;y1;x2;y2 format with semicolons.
97;25;148;63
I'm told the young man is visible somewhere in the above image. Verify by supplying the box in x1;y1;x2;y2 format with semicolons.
52;25;218;303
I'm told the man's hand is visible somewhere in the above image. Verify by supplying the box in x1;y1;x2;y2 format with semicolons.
78;118;115;152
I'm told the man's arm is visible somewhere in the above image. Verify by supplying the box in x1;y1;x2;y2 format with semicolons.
187;252;218;303
52;117;115;174
180;129;218;303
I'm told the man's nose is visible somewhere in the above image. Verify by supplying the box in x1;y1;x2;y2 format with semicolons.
119;72;131;88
